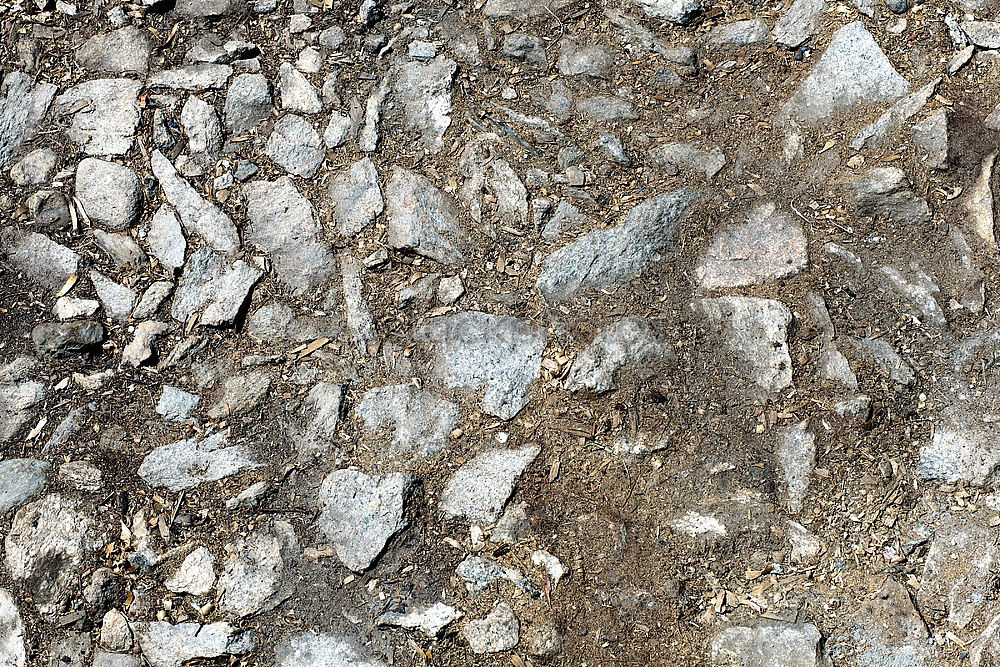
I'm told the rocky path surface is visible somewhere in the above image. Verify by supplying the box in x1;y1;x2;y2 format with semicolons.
1;0;999;664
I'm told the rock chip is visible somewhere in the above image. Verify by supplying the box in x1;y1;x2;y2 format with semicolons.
707;20;770;47
0;71;57;168
180;95;223;164
776;421;815;513
170;247;263;326
217;521;297;617
90;270;137;321
224;73;273;135
76;26;151;74
165;547;216;595
146;205;187;270
357;384;459;459
379;603;464;638
557;40;613;77
710;621;826;666
846;167;930;225
565;318;670;393
463;603;520;654
773;0;825;48
265;114;324;177
650;143;725;178
294;382;344;461
440;446;539;524
1;228;80;291
918;515;996;629
0;459;49;514
277;62;322;113
138;432;261;491
156;385;200;421
0;358;46;444
385;166;467;263
31;321;105;358
329;157;384;236
10;148;57;185
53;79;141;156
391;57;456;152
151;151;239;254
133;622;253;667
100;609;132;652
148;64;232;90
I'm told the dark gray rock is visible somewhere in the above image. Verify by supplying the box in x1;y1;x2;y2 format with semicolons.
557;40;612;77
846;167;930;225
31;321;105;358
76;26;152;74
224;73;273;135
0;459;49;515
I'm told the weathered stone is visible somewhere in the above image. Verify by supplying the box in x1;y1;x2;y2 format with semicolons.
918;515;996;629
181;95;223;164
341;252;377;355
133;622;253;667
847;578;929;667
278;62;322;113
503;34;547;64
148;64;232;90
31;321;105;358
557;40;612;77
707;20;770;47
710;621;826;666
0;71;57;168
463;603;520;654
773;0;825;48
650;143;725;178
138;432;261;491
133;282;173;320
100;609;132;652
92;230;148;270
89;270;137;322
151;151;239;254
391;57;456;153
852;336;915;385
45;633;91;667
274;632;386;667
385;166;466;264
329;157;383;236
776;421;815;513
357;384;459;459
577;96;637;123
294;382;343;461
0;459;49;514
379;603;463;638
265;114;323;177
440;446;539;524
53;297;99;320
0;589;26;667
170;247;262;326
565;318;670;393
455;555;538;594
224;73;273;135
0;358;46;445
217;521;297;617
122;321;170;367
911;109;948;169
966;153;996;248
76;26;152;75
10;148;57;185
918;419;1000;486
846;167;930;225
156;386;200;421
166;546;216;595
27;190;71;231
851;78;939;151
53;79;141;156
146;205;187;270
207;370;273;418
324;111;353;147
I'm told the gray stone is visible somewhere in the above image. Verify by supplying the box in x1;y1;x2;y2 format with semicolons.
218;521;297;617
92;654;141;667
181;95;223;164
566;318;670;393
455;555;538;594
294;382;343;461
0;459;49;514
359;76;390;152
503;34;546;64
462;603;520;654
324;111;353;148
207;370;273;418
138;432;261;491
918;420;1000;485
274;632;386;667
440;446;539;524
58;461;103;493
817;344;858;389
879;265;945;326
847;578;930;667
170;247;262;326
133;281;174;320
329;157;383;236
392;57;456;153
536;189;699;303
773;0;825;48
963;20;1000;48
693;297;793;394
776;421;815;513
493;503;532;545
0;589;26;667
710;621;826;666
918;516;995;629
89;270;137;322
777;22;909;125
278;63;322;113
385;166;467;264
76;26;152;75
341;252;377;355
850;78;939;151
53;79;142;156
320;26;347;49
31;321;105;358
296;46;323;73
0;71;57;168
92;229;148;270
357;384;459;459
165;546;215;595
170;0;239;16
27;191;71;231
99;609;131;651
966;154;996;248
317;470;415;571
577;96;637;123
265;114;323;177
133;622;253;667
244;177;336;294
156;385;200;421
0;358;46;444
146;205;187;270
10;148;57;185
541;200;591;240
247;303;339;344
148;64;232;90
695;202;808;288
151;151;239;254
846;168;930;225
707;20;770;47
851;336;915;385
650;143;726;178
379;603;463;638
224;73;272;135
557;40;612;77
911;109;948;169
438;275;465;304
53;297;99;320
46;633;91;667
414;312;546;419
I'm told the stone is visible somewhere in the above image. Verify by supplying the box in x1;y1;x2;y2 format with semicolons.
58;461;103;493
851;336;915;385
917;420;1000;486
484;0;570;17
693;297;793;394
776;421;815;513
503;34;547;64
10;148;57;185
265;114;324;177
217;522;297;617
133;282;174;320
100;609;132;651
207;370;273;418
133;622;253;667
317;470;415;571
847;578;929;667
5;494;98;609
92;230;148;270
151;151;240;254
148;64;232;90
138;432;261;491
695;203;808;288
911;109;948;169
437;275;464;304
385;166;467;264
536;189;699;303
244;177;336;294
710;621;826;666
146;205;187;270
0;71;57;168
27;191;71;231
359;76;390;152
557;40;612;77
181;95;223;164
414;312;546;419
76;26;151;74
122;321;170;367
0;459;49;514
53;79;141;156
274;632;387;667
379;603;463;638
541;200;591;240
879;265;945;326
850;78;939;151
918;516;996;629
577;96;637;123
324;111;353;147
0;589;26;667
966;153;996;248
156;386;200;421
650;143;725;178
89;270;137;321
963;20;1000;48
75;158;142;231
278;62;322;113
493;503;533;545
525;624;563;658
777;22;909;126
565;318;670;393
170;0;239;17
392;57;456;153
224;73;273;135
463;603;520;654
329;157;383;236
46;634;91;667
165;546;216;595
31;321;105;358
772;0;825;48
707;20;770;47
0;361;46;445
357;384;459;459
170;247;263;326
294;382;343;461
52;297;98;320
341;252;377;355
92;654;141;667
455;555;538;594
320;26;347;49
440;446;539;524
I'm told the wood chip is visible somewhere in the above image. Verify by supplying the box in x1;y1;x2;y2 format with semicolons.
296;337;329;359
55;274;77;298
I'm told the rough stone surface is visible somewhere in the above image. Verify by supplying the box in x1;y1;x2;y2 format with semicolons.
138;432;261;491
0;71;57;168
0;459;49;515
1;229;80;291
773;0;825;48
357;384;459;459
32;321;105;358
776;421;816;513
151;151;240;254
462;603;520;654
76;26;151;75
148;64;232;90
440;446;540;524
146;205;187;270
133;622;253;667
385;166;467;264
278;63;322;113
711;621;826;666
392;57;456;152
565;318;670;393
275;632;386;667
0;589;26;667
165;547;216;595
224;73;273;135
10;148;57;186
53;79;141;156
217;522;296;617
170;247;263;326
846;167;930;225
265;114;324;177
379;603;463;638
329;157;384;236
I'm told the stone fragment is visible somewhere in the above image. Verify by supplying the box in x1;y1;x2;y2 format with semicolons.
217;522;297;617
911;109;948;169
0;359;46;445
962;20;1000;48
852;337;915;385
133;622;253;667
455;556;539;594
138;432;261;491
148;64;232;90
53;79;142;155
463;603;520;654
850;78;939;150
392;57;456;152
89;270;137;322
170;247;262;326
181;95;223;164
207;370;272;418
156;386;200;421
776;421;815;513
966;153;997;248
565;318;670;393
440;446;539;524
58;461;103;493
133;282;174;320
650;143;725;178
46;634;91;667
1;229;80;292
0;459;49;514
165;547;216;595
379;603;463;638
847;167;930;225
385;166;466;263
329;157;383;236
577;96;637;123
122;321;170;367
100;609;132;652
274;632;386;667
265;114;324;177
224;73;272;135
0;71;57;168
294;382;343;461
503;34;547;64
32;321;105;358
773;0;825;48
10;148;57;185
76;26;152;75
324;111;353;147
707;20;770;47
278;63;322;113
341;252;377;355
92;230;147;270
557;40;612;77
357;384;459;459
918;516;996;629
317;470;415;571
92;654;141;667
151;151;240;254
359;77;390;152
918;420;1000;486
146;205;187;270
710;621;826;666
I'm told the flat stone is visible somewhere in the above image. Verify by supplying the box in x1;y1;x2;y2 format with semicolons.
385;166;467;264
692;297;793;394
340;252;377;355
710;621;826;666
58;461;103;493
133;622;253;667
414;311;546;419
649;143;726;178
536;188;699;303
156;385;200;421
206;370;273;418
391;56;456;153
76;26;152;75
565;318;670;393
379;603;463;638
777;22;909;125
850;78;939;151
138;432;261;491
851;336;915;385
92;229;147;270
165;546;215;595
503;34;547;64
773;0;825;48
265;114;323;177
53;297;99;320
963;20;1000;48
170;247;263;326
217;521;297;617
357;384;459;459
484;0;570;18
707;19;770;47
463;603;520;654
455;555;538;594
10;148;57;186
918;515;996;629
132;281;174;320
294;382;343;461
776;421;815;513
557;40;612;77
248;304;340;345
277;62;322;113
911;109;948;169
695;202;808;288
92;654;141;667
148;64;232;90
224;73;273;135
274;632;386;667
181;95;223;164
324;111;353;147
846;167;930;226
847;578;931;667
0;71;57;168
359;77;390;152
53;79;141;156
317;470;415;571
122;321;170;367
541;200;591;240
146;205;187;270
918;420;1000;485
577;96;637;123
89;270;137;321
100;609;132;652
151;151;240;254
0;589;26;667
0;459;49;514
329;157;384;236
0;358;46;444
31;321;105;358
440;446;540;524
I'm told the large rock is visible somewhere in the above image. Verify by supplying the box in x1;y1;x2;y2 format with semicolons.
146;205;186;270
53;79;142;156
133;622;253;667
413;311;546;419
224;73;272;135
440;446;539;524
391;57;456;153
565;318;670;393
0;71;57;168
329;157;384;236
75;158;142;231
917;419;1000;486
138;432;261;491
217;521;297;618
274;632;387;667
536;189;699;303
845;167;930;226
170;247;263;326
385;166;467;264
265;114;324;178
0;459;49;514
317;470;415;571
151;151;239;254
243;177;336;294
31;321;105;358
76;26;152;75
0;588;26;667
846;578;930;667
1;228;80;291
0;357;46;444
710;621;827;666
777;22;909;125
357;384;459;459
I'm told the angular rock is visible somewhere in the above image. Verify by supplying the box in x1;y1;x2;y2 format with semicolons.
650;143;725;178
329;157;383;236
565;318;670;393
53;297;99;320
0;71;57;168
294;381;344;461
392;57;456;153
850;78;939;151
151;151;239;254
100;609;132;652
133;622;253;667
217;522;297;618
146;205;187;270
32;321;105;358
966;153;996;248
456;555;539;594
846;167;930;225
148;64;232;90
53;79;141;156
773;0;825;48
133;282;173;320
274;632;386;667
341;252;377;355
224;73;272;136
317;470;415;571
0;589;27;667
918;420;1000;486
324;111;353;147
707;20;770;47
76;26;152;75
557;40;612;77
277;62;322;113
577;96;637;123
92;654;141;667
92;229;148;270
852;336;915;385
156;385;200;421
58;461;104;493
962;20;1000;48
10;148;57;185
89;270;137;321
776;421;815;513
170;247;262;326
918;516;996;629
440;446;539;524
357;384;459;459
0;358;46;444
463;603;520;654
265;114;323;177
122;321;170;366
848;578;929;667
385;166;466;263
379;603;463;638
911;109;948;169
0;459;49;514
138;432;261;491
710;621;826;666
503;34;547;64
1;229;78;292
207;370;273;418
181;95;223;164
